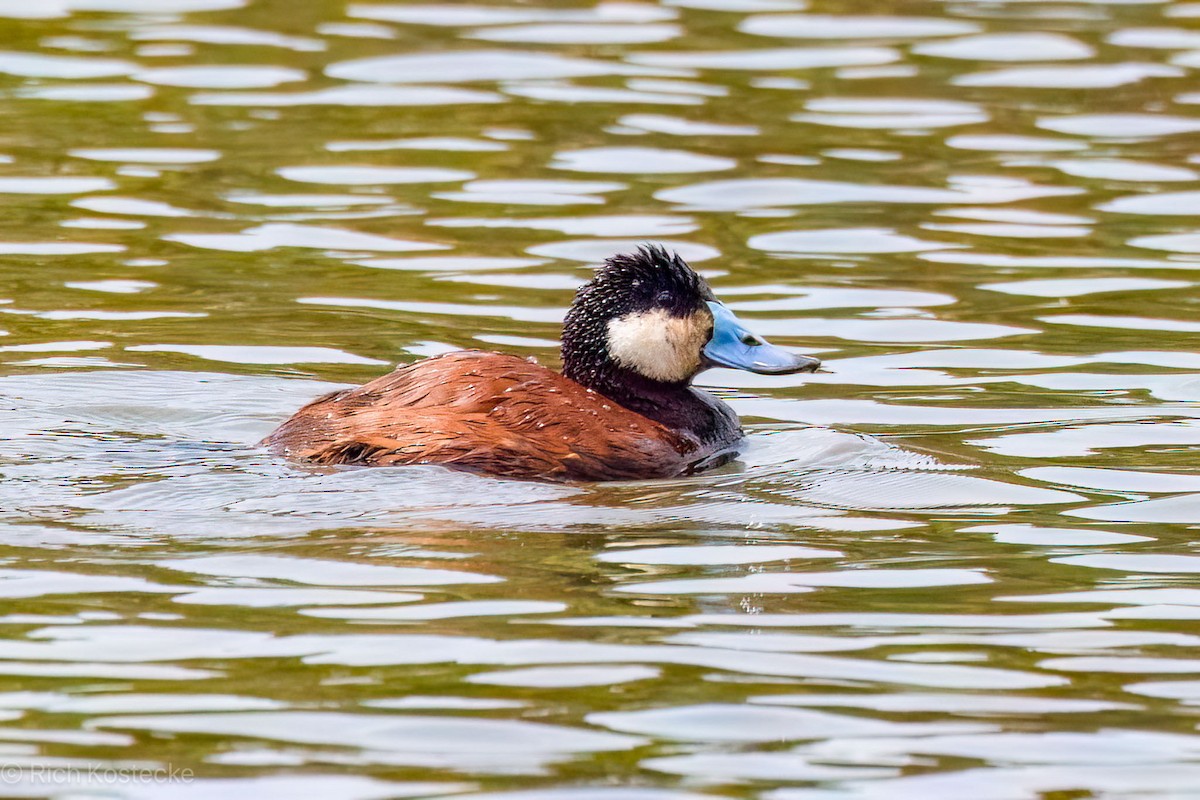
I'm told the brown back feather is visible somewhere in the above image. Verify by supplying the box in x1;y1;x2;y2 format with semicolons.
261;351;702;481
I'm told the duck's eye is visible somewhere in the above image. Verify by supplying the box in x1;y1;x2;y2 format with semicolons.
740;333;763;347
654;290;673;306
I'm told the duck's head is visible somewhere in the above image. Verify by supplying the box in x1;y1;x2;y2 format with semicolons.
562;245;820;390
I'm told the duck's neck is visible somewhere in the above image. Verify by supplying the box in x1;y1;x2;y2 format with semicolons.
566;362;741;448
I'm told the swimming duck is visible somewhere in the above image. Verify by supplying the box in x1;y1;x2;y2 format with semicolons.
263;245;819;481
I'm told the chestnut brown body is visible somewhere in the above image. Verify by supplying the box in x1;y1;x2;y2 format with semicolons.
262;351;715;482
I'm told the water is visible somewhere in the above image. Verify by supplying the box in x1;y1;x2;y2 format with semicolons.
0;0;1198;797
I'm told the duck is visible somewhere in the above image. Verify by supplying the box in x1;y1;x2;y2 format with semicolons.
262;245;819;481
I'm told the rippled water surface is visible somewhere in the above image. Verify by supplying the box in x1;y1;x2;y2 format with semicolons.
0;0;1199;797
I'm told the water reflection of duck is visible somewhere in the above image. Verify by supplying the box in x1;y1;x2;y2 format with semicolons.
263;246;819;481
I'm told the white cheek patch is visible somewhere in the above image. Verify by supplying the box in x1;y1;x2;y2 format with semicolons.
606;308;709;383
